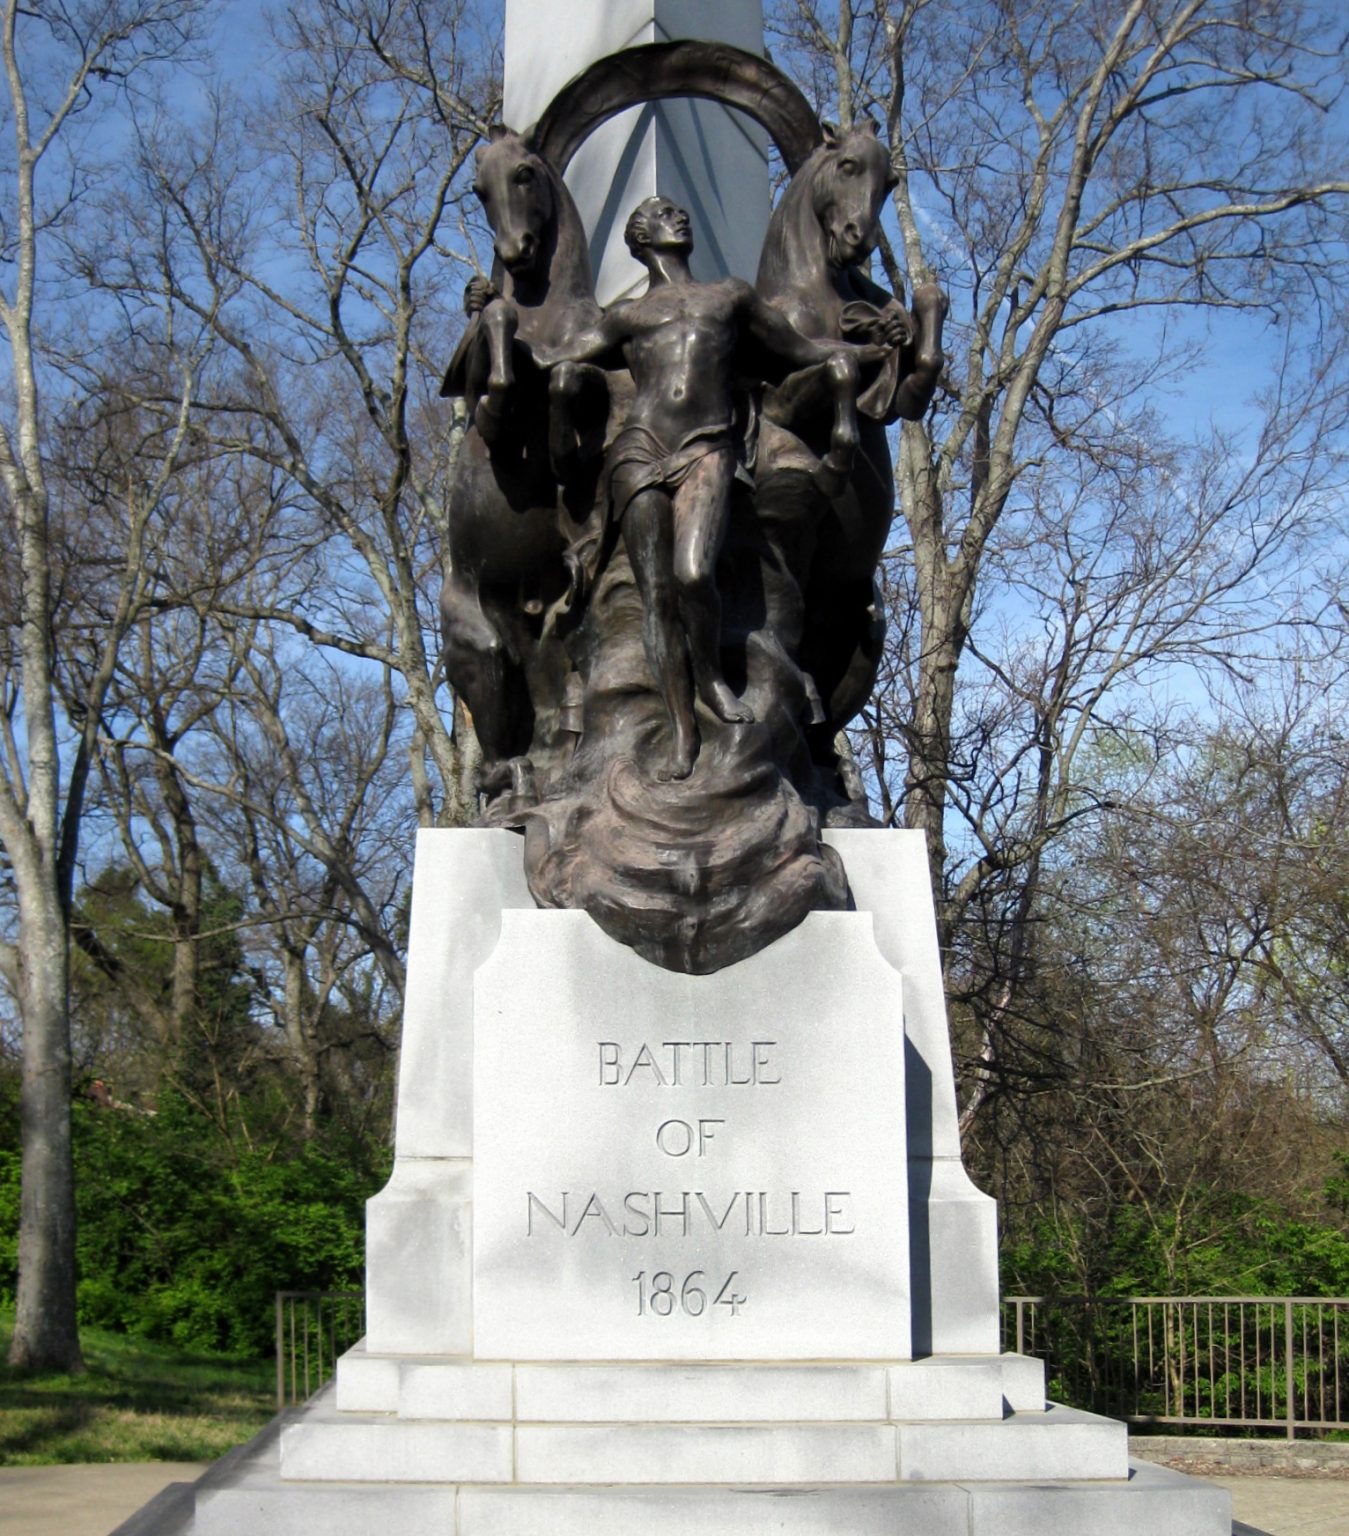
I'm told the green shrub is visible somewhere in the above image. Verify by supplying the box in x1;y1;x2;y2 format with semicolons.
1002;1185;1349;1299
66;1092;378;1356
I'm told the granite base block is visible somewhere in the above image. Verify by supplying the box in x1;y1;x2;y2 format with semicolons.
896;1402;1125;1482
333;1342;1046;1424
364;1156;472;1357
282;1394;1125;1488
279;1398;512;1483
176;1406;1231;1536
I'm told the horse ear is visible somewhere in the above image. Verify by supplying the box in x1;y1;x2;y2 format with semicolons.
820;120;840;147
862;116;881;138
487;122;511;143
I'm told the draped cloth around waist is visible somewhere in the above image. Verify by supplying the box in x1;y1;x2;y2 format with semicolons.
604;420;755;523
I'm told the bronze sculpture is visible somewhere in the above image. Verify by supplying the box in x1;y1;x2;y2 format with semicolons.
533;195;872;781
439;42;946;972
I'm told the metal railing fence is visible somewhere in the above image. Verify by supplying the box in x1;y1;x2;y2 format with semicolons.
275;1289;1349;1434
1003;1295;1349;1438
275;1290;364;1408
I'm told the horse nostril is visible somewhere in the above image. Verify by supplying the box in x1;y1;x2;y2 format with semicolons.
843;222;863;246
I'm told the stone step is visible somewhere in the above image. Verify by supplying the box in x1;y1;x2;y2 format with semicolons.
897;1402;1127;1481
514;1421;899;1483
280;1392;1123;1485
281;1415;513;1483
333;1341;1046;1422
457;1467;1227;1536
199;1435;1230;1536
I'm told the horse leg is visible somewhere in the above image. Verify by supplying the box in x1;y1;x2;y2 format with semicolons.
440;572;533;793
763;357;860;497
891;282;948;421
762;362;827;434
803;574;885;766
474;299;518;447
546;359;587;481
548;360;609;484
814;349;862;499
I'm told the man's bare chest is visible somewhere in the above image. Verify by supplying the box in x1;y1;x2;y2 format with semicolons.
625;281;739;340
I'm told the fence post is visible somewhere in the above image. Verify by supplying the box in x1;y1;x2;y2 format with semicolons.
1016;1299;1025;1356
275;1293;284;1411
1285;1299;1295;1441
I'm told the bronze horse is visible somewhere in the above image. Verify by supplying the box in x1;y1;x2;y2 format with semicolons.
755;118;946;767
440;127;607;798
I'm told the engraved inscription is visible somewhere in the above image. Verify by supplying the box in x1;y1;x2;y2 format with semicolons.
598;1040;782;1086
633;1270;747;1316
526;1189;854;1237
472;916;909;1360
529;1034;854;1319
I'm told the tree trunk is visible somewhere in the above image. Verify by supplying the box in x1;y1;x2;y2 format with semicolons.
8;871;82;1372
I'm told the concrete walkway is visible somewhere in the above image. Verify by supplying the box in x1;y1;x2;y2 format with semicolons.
0;1463;205;1536
0;1462;1344;1535
1213;1476;1347;1536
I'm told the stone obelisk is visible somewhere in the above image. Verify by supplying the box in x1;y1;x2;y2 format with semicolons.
504;0;769;301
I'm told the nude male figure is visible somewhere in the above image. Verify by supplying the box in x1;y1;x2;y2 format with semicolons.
534;196;865;781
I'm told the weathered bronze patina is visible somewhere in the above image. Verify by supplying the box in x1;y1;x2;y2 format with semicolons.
440;41;946;972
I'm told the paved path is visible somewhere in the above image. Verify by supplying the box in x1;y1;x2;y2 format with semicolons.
0;1463;205;1536
1214;1476;1347;1536
0;1463;1344;1535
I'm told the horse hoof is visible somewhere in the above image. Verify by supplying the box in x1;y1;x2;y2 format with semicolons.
508;756;539;806
478;758;513;795
913;281;949;319
813;450;852;499
475;400;506;446
706;680;755;724
549;443;579;482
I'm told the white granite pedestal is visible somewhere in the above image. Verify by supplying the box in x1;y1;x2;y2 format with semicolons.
136;828;1233;1535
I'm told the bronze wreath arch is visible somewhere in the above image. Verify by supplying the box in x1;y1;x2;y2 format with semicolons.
527;40;823;177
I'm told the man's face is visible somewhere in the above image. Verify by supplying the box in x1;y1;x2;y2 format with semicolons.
642;199;693;254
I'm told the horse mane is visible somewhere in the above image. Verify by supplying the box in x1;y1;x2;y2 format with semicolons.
538;154;596;309
756;144;830;307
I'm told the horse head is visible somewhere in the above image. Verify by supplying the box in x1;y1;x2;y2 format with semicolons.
473;126;559;282
809;119;897;271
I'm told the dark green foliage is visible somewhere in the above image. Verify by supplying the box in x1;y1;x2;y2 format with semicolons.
0;1084;384;1358
1003;1182;1349;1300
71;868;260;1109
68;1093;381;1356
3;858;393;1361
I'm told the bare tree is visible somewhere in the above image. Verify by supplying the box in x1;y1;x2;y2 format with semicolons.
983;670;1349;1293
64;415;409;1141
771;0;1349;903
898;341;1344;1128
0;0;206;1369
211;642;409;1139
94;0;500;834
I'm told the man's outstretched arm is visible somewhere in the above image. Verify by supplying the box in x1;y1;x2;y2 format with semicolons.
741;286;885;370
530;309;630;370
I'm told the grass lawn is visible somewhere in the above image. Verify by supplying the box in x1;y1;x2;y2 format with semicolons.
0;1311;274;1465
